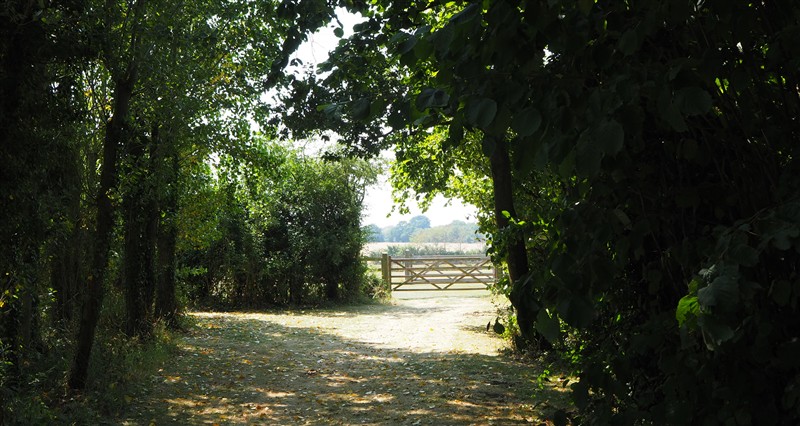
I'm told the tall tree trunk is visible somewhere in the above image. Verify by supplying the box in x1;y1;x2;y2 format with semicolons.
122;133;160;337
155;140;179;325
142;185;159;329
69;0;146;387
155;214;178;325
68;67;137;390
51;165;85;325
121;129;155;338
122;186;146;337
51;232;81;325
488;137;535;340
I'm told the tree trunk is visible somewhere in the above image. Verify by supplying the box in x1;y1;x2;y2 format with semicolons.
142;183;159;330
488;137;535;340
122;184;146;337
68;64;137;390
154;224;178;324
155;209;178;325
51;225;83;325
122;133;162;337
155;137;179;325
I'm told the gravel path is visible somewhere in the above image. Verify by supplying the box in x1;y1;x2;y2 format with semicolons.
120;294;568;425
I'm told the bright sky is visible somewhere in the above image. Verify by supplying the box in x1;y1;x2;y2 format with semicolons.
291;9;478;228
362;172;478;228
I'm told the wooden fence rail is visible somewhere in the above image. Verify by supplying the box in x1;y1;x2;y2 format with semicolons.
366;254;496;292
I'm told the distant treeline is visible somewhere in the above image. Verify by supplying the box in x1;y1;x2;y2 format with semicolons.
363;215;483;243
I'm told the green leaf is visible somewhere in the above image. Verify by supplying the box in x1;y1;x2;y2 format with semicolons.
333;27;344;38
596;119;625;155
612;208;632;229
350;98;371;120
388;103;410;129
395;34;418;55
676;86;712;116
414;38;434;60
767;225;798;251
729;243;759;267
431;24;455;56
450;3;481;25
321;103;343;119
511;107;542;137
447;120;464;148
676;295;699;327
618;29;639;56
697;271;739;311
415;88;450;110
536;309;561;343
699;315;735;350
465;97;497;129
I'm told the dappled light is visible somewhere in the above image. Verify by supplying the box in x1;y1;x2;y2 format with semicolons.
120;297;569;424
9;0;797;422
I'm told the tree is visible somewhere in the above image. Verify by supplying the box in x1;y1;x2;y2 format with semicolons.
409;215;431;230
382;215;431;242
363;224;384;242
65;0;355;388
409;221;482;243
181;138;377;307
1;0;97;388
69;0;148;390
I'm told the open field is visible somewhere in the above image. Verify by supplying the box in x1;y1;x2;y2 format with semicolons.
363;242;488;256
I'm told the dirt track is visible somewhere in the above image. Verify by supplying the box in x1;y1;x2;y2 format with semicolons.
120;294;568;425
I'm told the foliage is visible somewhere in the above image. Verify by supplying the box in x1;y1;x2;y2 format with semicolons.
382;215;431;242
180;139;378;308
362;224;384;242
366;219;483;243
277;0;800;423
409;220;482;244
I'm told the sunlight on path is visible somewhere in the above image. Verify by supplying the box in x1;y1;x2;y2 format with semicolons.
120;295;569;425
215;294;507;356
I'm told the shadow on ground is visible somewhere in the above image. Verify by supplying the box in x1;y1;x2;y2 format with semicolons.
119;304;571;425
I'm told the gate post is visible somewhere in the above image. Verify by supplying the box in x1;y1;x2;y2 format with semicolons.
381;253;391;291
403;250;412;282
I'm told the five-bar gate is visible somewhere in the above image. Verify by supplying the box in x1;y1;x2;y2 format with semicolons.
380;254;496;292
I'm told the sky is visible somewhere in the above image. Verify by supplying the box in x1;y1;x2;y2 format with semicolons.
291;9;478;228
361;172;478;228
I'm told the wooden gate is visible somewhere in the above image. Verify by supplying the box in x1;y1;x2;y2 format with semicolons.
380;254;496;291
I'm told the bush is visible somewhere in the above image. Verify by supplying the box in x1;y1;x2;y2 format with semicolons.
179;142;378;308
